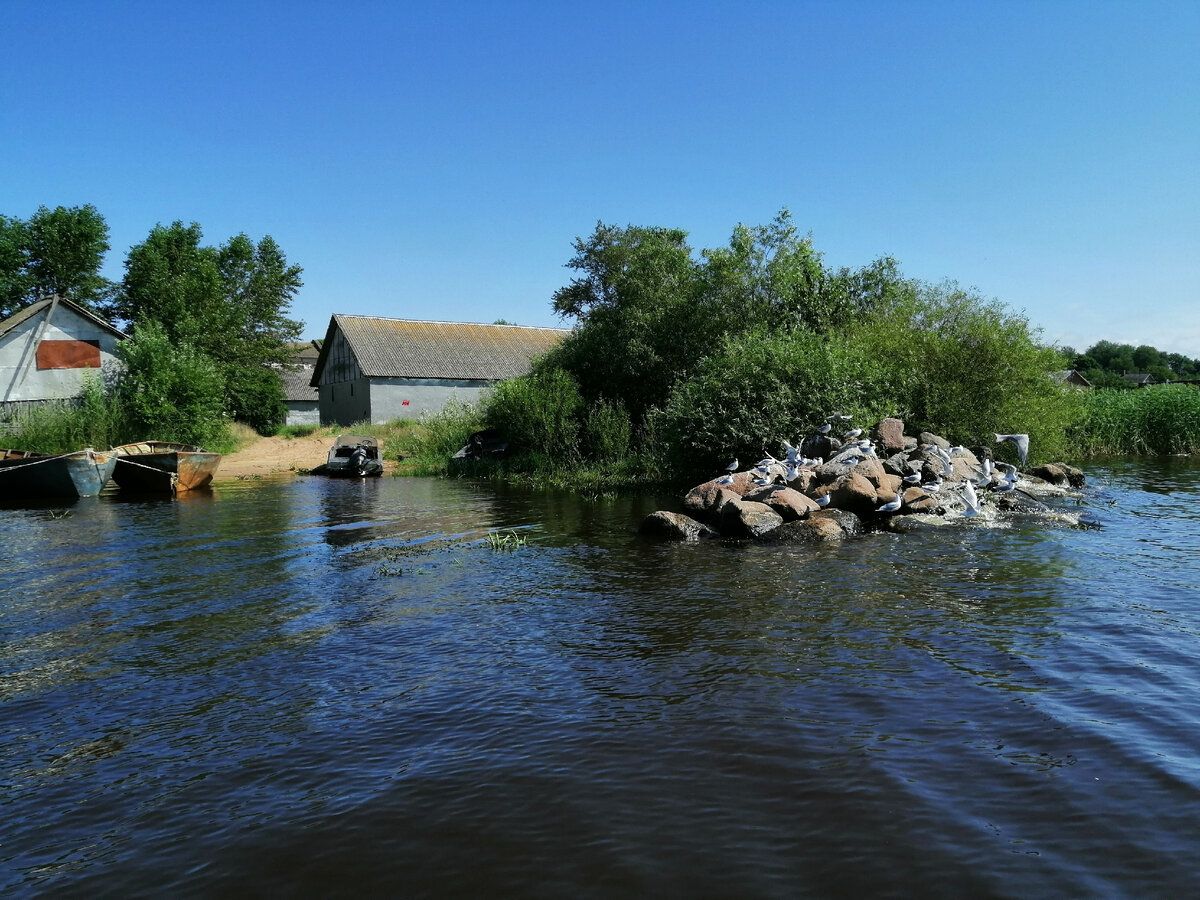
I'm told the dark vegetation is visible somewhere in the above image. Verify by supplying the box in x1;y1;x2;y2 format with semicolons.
2;205;303;449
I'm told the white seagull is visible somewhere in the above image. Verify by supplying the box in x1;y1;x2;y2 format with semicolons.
995;433;1030;466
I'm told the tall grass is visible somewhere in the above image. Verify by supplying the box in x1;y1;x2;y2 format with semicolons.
1076;385;1200;456
2;379;125;453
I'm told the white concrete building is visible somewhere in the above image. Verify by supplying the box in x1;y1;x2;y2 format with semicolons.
311;315;568;426
0;296;126;418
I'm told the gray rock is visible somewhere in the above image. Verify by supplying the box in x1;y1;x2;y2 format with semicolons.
719;498;784;539
745;484;820;521
918;431;950;449
810;507;864;536
639;511;717;541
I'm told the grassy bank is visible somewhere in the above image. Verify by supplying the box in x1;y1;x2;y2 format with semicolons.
1076;385;1200;456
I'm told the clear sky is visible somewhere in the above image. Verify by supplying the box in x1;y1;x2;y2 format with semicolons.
3;1;1197;355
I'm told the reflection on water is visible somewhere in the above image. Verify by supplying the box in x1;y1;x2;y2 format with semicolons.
2;463;1200;897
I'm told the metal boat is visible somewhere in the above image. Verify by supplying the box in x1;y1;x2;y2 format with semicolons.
320;435;384;477
110;441;222;493
0;447;118;499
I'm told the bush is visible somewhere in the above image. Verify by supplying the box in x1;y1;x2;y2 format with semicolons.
583;398;632;462
850;281;1081;463
483;368;583;462
657;329;895;473
113;321;229;446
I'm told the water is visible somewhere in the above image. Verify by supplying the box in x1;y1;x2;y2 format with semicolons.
2;461;1199;897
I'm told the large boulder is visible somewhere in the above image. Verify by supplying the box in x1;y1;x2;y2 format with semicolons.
683;472;754;516
745;484;820;521
829;471;878;516
810;508;864;536
639;511;717;541
901;487;939;514
719;498;784;539
1029;463;1086;488
919;431;951;450
874;417;907;454
772;515;847;544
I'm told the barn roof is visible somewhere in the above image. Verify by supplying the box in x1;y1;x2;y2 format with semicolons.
0;295;127;341
311;315;569;384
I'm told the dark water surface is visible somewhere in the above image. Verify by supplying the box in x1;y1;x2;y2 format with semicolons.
2;460;1199;898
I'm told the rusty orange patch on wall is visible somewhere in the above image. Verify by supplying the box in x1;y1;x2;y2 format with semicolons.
36;340;102;369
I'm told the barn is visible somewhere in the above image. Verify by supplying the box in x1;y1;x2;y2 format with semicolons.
310;315;568;426
0;295;126;419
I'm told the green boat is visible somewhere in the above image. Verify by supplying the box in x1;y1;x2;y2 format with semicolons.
0;448;118;499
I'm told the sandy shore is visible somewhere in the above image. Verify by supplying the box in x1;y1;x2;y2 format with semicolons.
213;433;338;480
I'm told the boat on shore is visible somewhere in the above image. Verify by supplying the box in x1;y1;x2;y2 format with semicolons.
111;441;222;493
315;435;384;477
0;447;118;499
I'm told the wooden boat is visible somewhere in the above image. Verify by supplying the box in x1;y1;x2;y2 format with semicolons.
320;435;384;477
110;441;221;493
0;447;118;499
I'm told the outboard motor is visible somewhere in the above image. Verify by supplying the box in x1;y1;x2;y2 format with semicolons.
350;446;368;476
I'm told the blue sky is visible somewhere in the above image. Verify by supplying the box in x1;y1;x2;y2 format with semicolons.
3;1;1197;355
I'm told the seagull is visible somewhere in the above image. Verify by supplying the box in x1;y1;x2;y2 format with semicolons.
844;428;863;440
995;433;1030;466
817;423;832;434
876;493;902;513
994;461;1018;484
961;479;981;517
903;473;921;484
725;458;739;473
925;478;942;493
826;413;853;422
815;495;831;507
990;478;1015;493
716;474;734;485
973;458;993;487
949;445;969;456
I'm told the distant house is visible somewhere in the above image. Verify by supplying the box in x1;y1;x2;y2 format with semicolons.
1122;373;1156;387
0;295;126;418
1050;369;1092;388
310;315;569;426
275;340;322;426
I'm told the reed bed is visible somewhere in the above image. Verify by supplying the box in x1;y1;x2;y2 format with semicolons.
1077;385;1200;456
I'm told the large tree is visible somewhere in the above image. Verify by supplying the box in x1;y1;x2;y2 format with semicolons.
0;204;112;317
113;221;303;431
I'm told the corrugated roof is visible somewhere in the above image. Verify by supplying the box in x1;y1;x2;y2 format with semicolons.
322;316;569;381
279;365;318;401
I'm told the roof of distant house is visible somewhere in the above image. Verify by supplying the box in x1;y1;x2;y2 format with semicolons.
0;295;127;341
1050;369;1092;387
312;315;570;385
1122;373;1155;384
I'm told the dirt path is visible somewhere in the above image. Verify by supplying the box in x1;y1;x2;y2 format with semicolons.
213;433;336;480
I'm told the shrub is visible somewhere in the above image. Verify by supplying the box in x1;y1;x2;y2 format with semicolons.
849;281;1082;463
657;328;895;473
113;320;228;446
583;398;632;462
483;368;583;461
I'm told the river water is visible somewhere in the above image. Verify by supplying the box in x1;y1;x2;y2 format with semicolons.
2;460;1199;898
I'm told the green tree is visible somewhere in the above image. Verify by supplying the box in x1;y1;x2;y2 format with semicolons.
113;222;303;431
0;205;112;317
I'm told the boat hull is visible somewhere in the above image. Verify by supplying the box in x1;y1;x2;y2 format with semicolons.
0;449;117;499
111;442;221;493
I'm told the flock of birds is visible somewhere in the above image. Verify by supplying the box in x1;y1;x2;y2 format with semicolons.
715;413;1031;519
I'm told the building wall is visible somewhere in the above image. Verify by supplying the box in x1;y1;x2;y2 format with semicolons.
367;377;491;423
318;377;372;426
0;305;123;406
285;401;320;426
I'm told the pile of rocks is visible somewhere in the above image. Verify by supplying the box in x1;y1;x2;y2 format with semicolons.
639;417;1085;543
